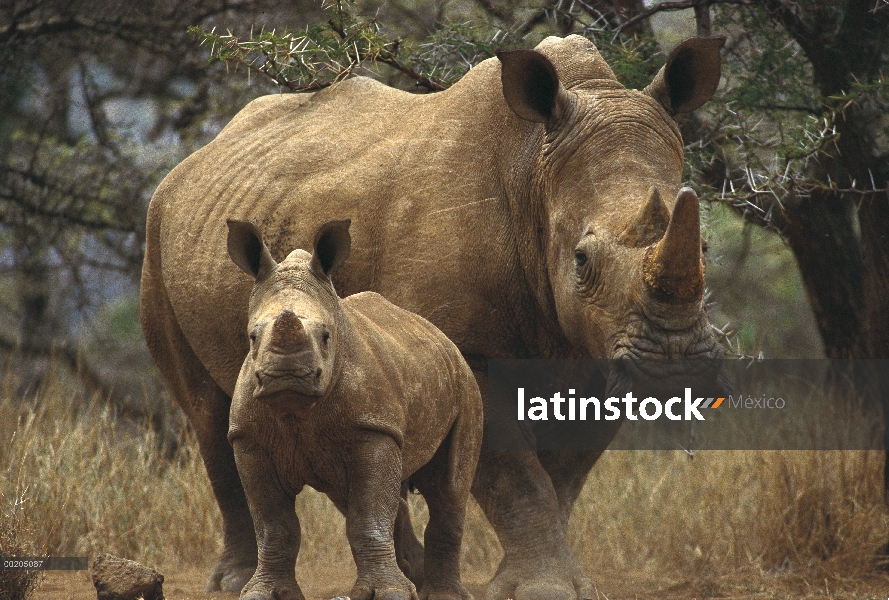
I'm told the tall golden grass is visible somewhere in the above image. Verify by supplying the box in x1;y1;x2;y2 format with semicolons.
571;451;889;591
0;367;219;578
0;467;41;600
2;364;888;597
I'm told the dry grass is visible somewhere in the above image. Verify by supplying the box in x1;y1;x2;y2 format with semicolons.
0;484;42;600
570;450;889;595
2;364;889;597
0;368;218;574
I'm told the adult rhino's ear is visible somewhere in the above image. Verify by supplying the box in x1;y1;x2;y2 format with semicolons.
498;49;570;124
311;219;351;277
227;219;277;280
644;37;725;116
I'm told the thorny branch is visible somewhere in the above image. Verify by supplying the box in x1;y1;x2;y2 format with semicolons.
194;0;451;92
326;17;446;91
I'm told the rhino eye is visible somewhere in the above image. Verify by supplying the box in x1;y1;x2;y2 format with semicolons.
249;329;258;344
322;330;330;345
574;250;588;268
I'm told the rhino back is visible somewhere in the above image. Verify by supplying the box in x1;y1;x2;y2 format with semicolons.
148;67;533;396
335;291;475;478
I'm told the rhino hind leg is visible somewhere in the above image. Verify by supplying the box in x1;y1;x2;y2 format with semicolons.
410;427;475;599
140;265;257;592
163;367;258;594
395;483;426;589
200;401;259;592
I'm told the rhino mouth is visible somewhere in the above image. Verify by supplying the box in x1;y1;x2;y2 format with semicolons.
608;346;730;400
253;366;324;403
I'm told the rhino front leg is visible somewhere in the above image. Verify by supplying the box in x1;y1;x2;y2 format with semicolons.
231;439;305;600
472;450;592;600
538;449;611;529
346;432;418;600
471;372;593;600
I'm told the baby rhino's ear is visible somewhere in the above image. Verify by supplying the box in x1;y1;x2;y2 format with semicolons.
311;219;352;277
227;219;277;280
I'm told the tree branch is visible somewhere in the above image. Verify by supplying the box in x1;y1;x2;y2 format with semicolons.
517;9;549;36
694;2;711;36
376;56;446;91
472;0;517;25
613;0;747;38
327;20;446;91
0;166;144;234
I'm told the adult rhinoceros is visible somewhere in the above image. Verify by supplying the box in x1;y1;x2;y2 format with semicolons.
141;34;725;600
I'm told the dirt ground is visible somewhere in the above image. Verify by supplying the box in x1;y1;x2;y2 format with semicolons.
31;565;889;600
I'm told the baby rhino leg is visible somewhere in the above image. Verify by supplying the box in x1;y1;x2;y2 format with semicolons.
230;439;304;600
346;431;418;600
411;404;482;600
395;482;426;589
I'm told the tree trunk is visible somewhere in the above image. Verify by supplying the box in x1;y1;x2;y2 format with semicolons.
862;195;889;359
782;191;867;358
765;0;889;501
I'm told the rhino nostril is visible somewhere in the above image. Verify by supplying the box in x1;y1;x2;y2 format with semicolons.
314;367;322;380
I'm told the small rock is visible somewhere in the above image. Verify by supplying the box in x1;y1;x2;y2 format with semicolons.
90;553;164;600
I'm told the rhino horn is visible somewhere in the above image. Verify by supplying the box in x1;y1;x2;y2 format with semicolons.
270;308;306;352
620;186;671;247
642;188;704;300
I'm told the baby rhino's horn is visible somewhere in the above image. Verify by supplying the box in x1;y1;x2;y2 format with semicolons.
270;308;305;352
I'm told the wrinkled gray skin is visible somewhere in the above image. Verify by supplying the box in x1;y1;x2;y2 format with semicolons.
140;34;725;600
226;218;483;600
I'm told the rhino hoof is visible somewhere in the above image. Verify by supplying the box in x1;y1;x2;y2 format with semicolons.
485;560;592;600
350;584;418;600
420;584;473;600
240;585;305;600
205;560;255;592
513;581;576;600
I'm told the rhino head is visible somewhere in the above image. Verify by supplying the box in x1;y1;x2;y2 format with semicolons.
227;218;352;414
498;36;727;396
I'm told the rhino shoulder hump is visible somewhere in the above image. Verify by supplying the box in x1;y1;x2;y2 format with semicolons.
218;93;316;137
343;292;445;343
333;75;391;93
341;291;399;319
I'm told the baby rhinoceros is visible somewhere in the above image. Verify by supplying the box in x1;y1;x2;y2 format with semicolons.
225;218;483;600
